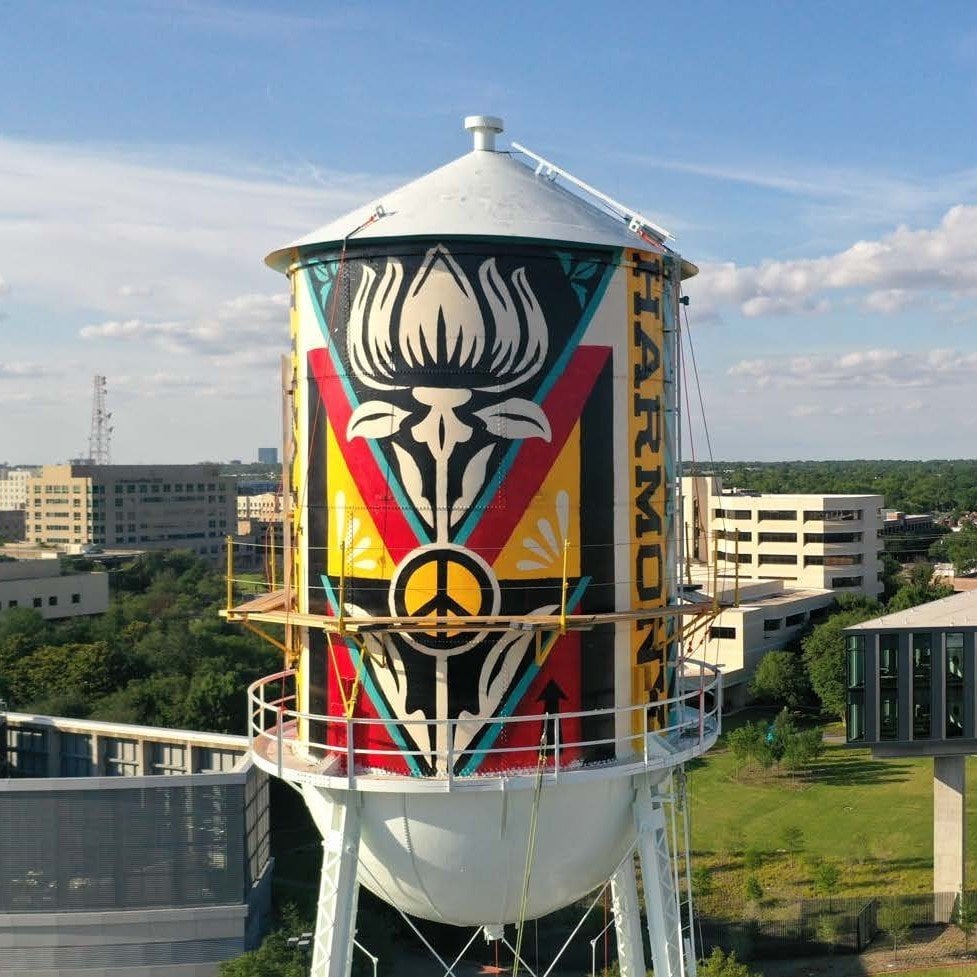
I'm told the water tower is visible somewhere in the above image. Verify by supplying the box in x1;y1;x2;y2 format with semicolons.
227;116;720;977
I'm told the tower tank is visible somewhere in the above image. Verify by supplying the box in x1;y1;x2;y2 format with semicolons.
238;116;720;977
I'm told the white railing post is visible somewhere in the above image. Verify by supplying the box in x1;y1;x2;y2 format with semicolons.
554;714;561;779
346;718;355;789
446;721;454;788
698;686;704;746
643;705;650;768
276;709;284;779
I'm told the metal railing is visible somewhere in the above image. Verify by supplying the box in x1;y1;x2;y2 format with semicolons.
247;660;721;791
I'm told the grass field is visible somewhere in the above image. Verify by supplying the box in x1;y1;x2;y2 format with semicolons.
687;712;977;917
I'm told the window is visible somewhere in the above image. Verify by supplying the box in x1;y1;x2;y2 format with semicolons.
759;532;797;543
806;554;863;567
71;593;81;605
8;599;17;608
804;509;862;522
880;690;898;739
759;554;797;565
32;597;42;608
717;550;752;564
715;529;752;541
713;508;750;520
709;626;736;640
48;595;57;607
763;618;782;632
912;633;932;739
880;633;899;690
847;634;866;741
758;510;796;521
804;532;863;544
831;576;863;588
946;632;964;738
785;612;806;627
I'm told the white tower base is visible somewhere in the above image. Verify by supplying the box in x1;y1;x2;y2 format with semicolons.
303;786;361;977
634;779;689;977
610;853;647;977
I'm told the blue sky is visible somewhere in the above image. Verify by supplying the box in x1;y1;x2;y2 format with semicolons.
2;0;977;462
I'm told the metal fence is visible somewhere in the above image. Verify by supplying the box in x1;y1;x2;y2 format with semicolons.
701;892;977;961
697;892;976;961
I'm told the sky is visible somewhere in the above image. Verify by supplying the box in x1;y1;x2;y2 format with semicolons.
2;0;977;463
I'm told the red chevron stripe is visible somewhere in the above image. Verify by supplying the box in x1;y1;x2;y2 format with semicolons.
464;345;611;559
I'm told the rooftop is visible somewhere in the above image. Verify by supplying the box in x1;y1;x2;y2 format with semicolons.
847;589;977;630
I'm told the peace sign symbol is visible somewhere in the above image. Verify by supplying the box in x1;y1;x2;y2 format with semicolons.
389;544;501;654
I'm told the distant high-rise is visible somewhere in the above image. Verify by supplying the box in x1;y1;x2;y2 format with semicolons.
257;447;278;465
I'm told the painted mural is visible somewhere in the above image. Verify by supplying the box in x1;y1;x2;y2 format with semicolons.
296;242;672;776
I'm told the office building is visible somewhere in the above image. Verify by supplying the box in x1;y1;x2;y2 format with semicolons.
257;447;278;465
236;491;282;522
0;559;108;619
0;712;272;976
683;475;883;598
24;464;235;560
845;590;977;918
0;468;37;512
686;576;835;708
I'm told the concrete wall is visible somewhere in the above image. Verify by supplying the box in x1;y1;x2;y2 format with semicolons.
0;564;108;619
693;586;835;706
0;715;272;977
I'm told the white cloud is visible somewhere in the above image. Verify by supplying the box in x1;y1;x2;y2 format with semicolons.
117;283;154;298
788;400;924;419
728;347;977;390
0;137;390;320
81;292;288;356
687;205;977;320
0;361;57;380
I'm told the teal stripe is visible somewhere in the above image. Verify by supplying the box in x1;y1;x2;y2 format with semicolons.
454;253;619;544
303;268;429;545
459;576;591;776
319;573;423;776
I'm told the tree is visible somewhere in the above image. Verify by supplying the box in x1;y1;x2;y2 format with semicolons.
954;894;977;953
802;604;881;720
886;562;954;612
813;860;840;900
744;874;763;905
781;825;804;864
698;948;758;977
879;897;913;960
217;930;308;977
726;722;773;777
943;523;977;575
691;866;713;900
743;847;763;871
749;651;810;710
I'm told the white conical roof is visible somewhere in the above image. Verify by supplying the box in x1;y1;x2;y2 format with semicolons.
266;138;696;278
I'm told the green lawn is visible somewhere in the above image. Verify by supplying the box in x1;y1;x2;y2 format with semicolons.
687;716;977;914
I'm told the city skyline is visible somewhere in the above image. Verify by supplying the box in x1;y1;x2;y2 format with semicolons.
2;1;977;461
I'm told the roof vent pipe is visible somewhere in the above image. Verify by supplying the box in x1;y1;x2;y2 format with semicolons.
464;115;504;151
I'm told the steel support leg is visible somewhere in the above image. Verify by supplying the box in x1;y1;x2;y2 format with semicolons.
634;781;683;977
610;853;647;977
303;786;361;977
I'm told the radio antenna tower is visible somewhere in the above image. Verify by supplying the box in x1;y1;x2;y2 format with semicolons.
88;375;113;465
